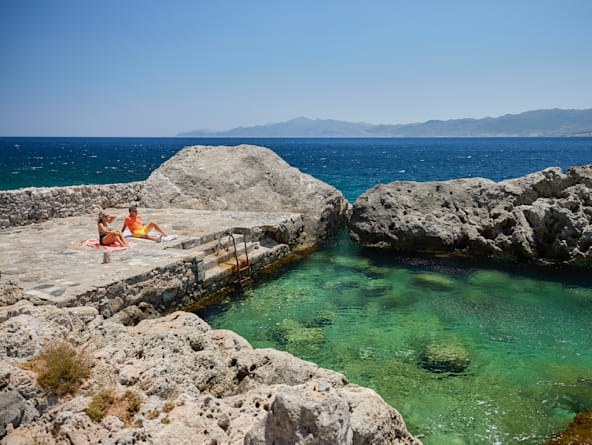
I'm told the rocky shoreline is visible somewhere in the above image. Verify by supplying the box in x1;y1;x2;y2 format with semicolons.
0;302;421;445
3;144;591;444
0;145;420;445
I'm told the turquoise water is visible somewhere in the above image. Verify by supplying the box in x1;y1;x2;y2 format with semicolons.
199;234;592;444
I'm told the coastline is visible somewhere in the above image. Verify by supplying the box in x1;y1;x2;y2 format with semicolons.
1;141;592;440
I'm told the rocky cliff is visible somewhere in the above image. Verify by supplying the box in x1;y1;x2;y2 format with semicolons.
0;302;421;445
349;165;592;265
141;145;350;249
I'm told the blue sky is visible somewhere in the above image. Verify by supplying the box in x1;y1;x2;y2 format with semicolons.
1;0;591;136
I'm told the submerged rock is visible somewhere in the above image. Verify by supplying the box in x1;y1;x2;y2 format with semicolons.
546;412;592;445
418;340;471;374
272;318;326;355
546;377;592;414
349;164;592;265
141;144;350;249
413;272;455;289
310;309;338;328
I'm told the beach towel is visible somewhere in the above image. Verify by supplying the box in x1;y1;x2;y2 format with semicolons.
81;238;132;251
123;229;178;242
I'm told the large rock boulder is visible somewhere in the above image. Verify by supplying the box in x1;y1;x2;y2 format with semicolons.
349;165;592;264
141;145;350;249
0;302;421;445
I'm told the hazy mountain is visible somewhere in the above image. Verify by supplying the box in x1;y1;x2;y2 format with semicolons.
177;108;592;137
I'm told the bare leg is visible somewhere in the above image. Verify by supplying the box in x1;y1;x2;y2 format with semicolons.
116;233;129;246
142;233;161;242
103;232;129;247
145;222;167;237
102;233;117;245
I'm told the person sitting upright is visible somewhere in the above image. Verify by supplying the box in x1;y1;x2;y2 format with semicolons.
98;212;129;247
122;206;167;242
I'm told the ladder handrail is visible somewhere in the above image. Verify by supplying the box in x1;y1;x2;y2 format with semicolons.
216;231;251;286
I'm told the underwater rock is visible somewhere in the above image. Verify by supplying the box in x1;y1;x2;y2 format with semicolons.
418;341;471;374
466;269;511;287
547;377;592;414
310;309;338;328
331;255;371;269
365;278;393;292
546;412;592;445
271;319;326;352
413;273;455;289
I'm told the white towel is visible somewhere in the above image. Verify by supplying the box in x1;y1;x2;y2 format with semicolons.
124;229;177;242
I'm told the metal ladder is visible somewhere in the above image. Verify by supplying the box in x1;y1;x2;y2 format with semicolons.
216;232;252;286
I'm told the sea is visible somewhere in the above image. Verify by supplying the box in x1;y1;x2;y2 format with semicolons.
2;136;592;444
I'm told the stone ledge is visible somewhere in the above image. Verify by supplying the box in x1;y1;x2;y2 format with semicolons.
0;208;304;316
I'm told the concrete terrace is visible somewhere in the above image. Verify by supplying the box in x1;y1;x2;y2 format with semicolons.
0;208;304;315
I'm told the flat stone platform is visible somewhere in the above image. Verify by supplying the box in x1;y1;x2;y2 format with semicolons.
0;208;303;315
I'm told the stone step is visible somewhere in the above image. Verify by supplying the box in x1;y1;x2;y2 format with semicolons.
167;231;250;252
205;243;256;271
203;240;283;284
176;233;256;271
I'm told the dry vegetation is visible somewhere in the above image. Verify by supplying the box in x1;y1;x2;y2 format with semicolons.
25;341;92;396
85;390;142;426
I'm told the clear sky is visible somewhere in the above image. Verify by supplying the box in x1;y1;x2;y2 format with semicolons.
1;0;591;136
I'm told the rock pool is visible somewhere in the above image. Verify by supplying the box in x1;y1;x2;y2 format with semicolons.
199;234;592;444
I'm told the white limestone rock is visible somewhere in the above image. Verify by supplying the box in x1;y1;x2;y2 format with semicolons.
141;145;350;248
0;307;421;445
349;164;592;265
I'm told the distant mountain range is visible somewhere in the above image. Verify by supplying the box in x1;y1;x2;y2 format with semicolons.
178;108;592;137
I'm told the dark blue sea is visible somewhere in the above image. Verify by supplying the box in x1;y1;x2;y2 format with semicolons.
3;137;592;443
2;137;592;202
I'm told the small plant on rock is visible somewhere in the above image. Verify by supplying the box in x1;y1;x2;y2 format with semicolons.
35;341;92;396
85;391;115;422
125;390;142;414
146;409;161;420
85;390;143;426
162;402;175;413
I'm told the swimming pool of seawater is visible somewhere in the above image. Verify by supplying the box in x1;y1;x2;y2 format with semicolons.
198;233;592;444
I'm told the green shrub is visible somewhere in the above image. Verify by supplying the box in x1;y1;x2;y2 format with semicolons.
85;391;115;422
162;402;175;413
146;409;160;420
125;390;141;413
36;342;92;396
